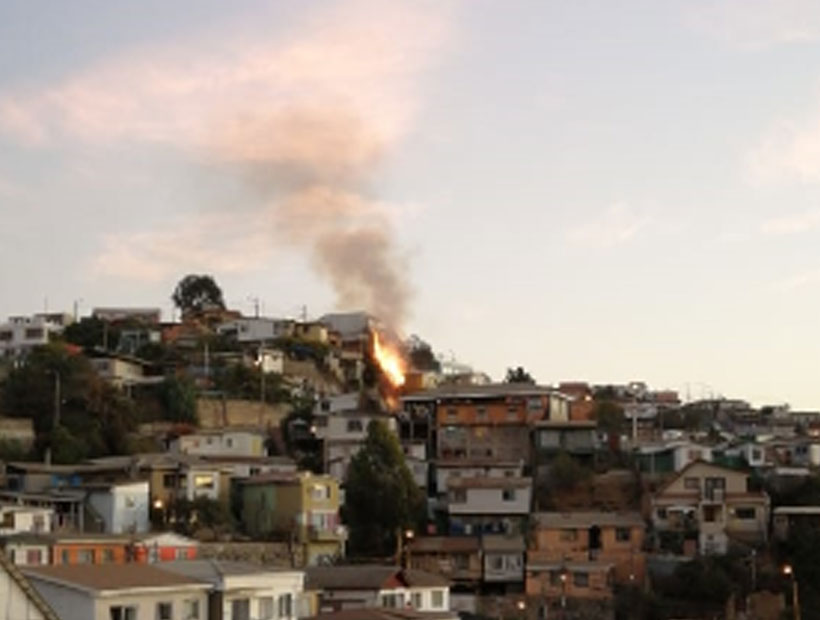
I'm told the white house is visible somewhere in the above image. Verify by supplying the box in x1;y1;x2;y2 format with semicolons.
434;459;524;496
169;429;270;458
0;550;59;620
0;534;51;566
162;560;306;620
0;315;65;359
217;317;293;344
306;565;450;615
446;477;532;536
0;505;53;536
24;563;210;620
86;481;149;535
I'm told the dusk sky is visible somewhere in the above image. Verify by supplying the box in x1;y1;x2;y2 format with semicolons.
3;1;820;407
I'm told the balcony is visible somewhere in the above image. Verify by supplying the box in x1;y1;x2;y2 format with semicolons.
308;525;347;542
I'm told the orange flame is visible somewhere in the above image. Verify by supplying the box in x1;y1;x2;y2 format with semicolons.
372;331;406;388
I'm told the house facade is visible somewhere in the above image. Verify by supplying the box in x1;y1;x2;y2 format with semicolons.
86;481;150;535
651;461;770;555
446;477;532;536
0;549;59;620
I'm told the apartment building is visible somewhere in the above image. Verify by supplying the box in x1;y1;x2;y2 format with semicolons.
445;477;532;536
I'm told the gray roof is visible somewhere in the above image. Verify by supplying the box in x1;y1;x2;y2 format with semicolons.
402;383;566;403
160;560;298;584
305;565;448;591
23;563;208;592
533;512;645;529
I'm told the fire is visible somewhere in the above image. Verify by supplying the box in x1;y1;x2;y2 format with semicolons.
372;331;406;388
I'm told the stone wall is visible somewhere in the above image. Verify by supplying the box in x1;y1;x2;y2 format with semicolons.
198;541;302;567
196;398;291;429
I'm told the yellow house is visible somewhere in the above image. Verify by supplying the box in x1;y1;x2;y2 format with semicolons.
242;472;346;566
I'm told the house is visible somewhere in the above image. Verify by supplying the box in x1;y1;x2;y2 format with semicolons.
85;481;150;534
402;384;570;464
651;461;770;555
634;441;714;475
407;537;482;588
169;429;270;458
0;505;53;535
532;420;599;470
313;393;398;482
24;563;210;620
161;560;306;620
306;565;450;614
217;317;294;344
528;512;646;589
0;548;60;620
0;534;51;566
0;315;67;359
131;532;199;563
92;308;162;324
446;477;532;536
50;534;132;565
432;458;524;498
772;506;820;542
402;441;429;490
481;534;525;592
87;351;160;389
241;472;346;565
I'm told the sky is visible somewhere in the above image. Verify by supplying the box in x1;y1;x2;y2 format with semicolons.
3;1;820;407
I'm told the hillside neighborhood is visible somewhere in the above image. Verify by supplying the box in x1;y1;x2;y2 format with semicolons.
1;276;819;620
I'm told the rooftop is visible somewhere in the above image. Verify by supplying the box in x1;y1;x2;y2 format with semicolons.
533;511;645;529
409;537;481;553
305;565;447;591
23;563;208;593
160;560;298;583
402;383;566;403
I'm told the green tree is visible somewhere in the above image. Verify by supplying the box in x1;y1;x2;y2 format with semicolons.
172;274;226;316
343;420;425;557
408;339;441;372
594;400;625;434
62;316;120;350
504;366;535;384
160;375;198;424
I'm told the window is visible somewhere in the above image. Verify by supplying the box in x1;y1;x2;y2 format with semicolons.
26;549;42;564
615;527;631;542
560;529;578;541
278;593;293;617
476;406;488;421
703;505;718;522
452;489;466;503
156;602;172;620
656;507;667;520
109;606;137;620
311;484;331;500
411;592;422;608
527;397;542;412
446;408;458;422
453;553;470;569
490;555;504;570
346;419;363;433
507;408;518;421
182;599;200;620
231;598;250;620
163;473;177;489
0;512;13;528
706;477;726;489
101;548;115;563
24;328;44;340
60;550;69;564
735;507;756;520
381;593;403;608
502;488;516;501
175;548;188;560
77;549;93;564
431;590;445;608
549;570;562;586
0;331;12;341
684;477;700;490
259;596;275;620
315;415;328;427
193;474;215;490
752;449;762;461
573;572;589;587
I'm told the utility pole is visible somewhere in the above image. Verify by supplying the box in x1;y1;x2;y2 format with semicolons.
44;371;61;465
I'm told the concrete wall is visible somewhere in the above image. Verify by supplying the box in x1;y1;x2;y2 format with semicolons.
450;486;531;515
199;541;304;567
88;482;149;534
197;398;290;429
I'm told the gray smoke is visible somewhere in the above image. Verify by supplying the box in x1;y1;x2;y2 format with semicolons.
219;105;411;327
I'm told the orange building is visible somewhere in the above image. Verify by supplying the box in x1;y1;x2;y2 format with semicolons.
526;512;646;601
51;534;131;565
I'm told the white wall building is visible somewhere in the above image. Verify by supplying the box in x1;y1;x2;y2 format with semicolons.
0;505;53;536
0;551;58;620
170;430;269;458
24;564;209;620
0;316;65;358
86;481;149;535
217;317;293;343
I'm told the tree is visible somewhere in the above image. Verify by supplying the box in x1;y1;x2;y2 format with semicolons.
62;316;120;350
160;375;198;424
504;366;535;384
343;420;425;557
171;274;225;317
407;337;441;373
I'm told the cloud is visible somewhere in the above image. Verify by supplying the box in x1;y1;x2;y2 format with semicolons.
92;210;276;282
566;203;649;248
688;0;820;50
747;114;820;184
775;268;820;290
760;209;820;235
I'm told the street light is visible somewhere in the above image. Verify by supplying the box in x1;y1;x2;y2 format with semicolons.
783;565;800;620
